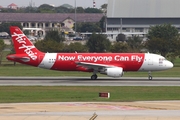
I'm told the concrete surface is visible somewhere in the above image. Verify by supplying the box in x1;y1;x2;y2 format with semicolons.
0;101;180;120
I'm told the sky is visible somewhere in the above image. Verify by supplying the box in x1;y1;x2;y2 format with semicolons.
0;0;108;8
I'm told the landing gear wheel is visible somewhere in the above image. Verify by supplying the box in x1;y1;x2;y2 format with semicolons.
91;74;97;80
148;76;153;80
148;71;153;80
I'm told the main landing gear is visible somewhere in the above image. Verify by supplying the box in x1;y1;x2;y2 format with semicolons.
91;70;98;80
148;71;153;80
91;74;98;80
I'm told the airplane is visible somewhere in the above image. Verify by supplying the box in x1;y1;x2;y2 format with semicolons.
6;26;173;80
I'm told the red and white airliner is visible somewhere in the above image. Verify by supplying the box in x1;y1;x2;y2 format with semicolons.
7;26;173;80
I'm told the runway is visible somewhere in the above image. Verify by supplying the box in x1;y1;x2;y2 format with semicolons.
0;77;180;120
0;77;180;86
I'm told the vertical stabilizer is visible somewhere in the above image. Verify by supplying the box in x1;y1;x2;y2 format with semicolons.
10;26;41;60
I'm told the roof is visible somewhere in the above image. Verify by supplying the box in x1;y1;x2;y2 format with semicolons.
0;13;104;22
107;0;180;18
8;3;18;7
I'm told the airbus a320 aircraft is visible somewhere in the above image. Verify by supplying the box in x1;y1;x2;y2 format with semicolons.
7;26;173;80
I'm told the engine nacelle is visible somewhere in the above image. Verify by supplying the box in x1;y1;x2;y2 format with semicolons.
103;67;124;77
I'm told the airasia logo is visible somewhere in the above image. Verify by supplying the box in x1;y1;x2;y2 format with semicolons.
12;32;37;61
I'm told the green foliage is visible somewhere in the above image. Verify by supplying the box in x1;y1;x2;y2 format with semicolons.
146;37;167;54
0;40;6;51
0;22;22;34
86;33;111;52
1;4;104;13
64;42;88;53
44;30;65;43
111;36;144;53
35;40;65;52
76;7;85;13
37;4;55;13
126;36;143;52
55;6;71;13
35;40;88;53
76;22;101;32
61;4;73;9
101;4;108;9
23;30;29;35
19;6;38;13
27;6;38;13
146;23;179;57
84;8;103;13
0;40;6;65
110;42;129;53
99;16;106;32
148;24;178;40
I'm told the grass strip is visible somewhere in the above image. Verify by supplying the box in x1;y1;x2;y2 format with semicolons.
0;86;180;103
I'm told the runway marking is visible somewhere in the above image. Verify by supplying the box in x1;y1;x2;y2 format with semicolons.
60;103;143;110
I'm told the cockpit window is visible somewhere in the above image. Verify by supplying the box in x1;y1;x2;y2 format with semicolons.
159;58;164;64
159;58;167;65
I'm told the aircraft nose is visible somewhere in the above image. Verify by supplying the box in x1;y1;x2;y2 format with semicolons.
167;61;173;69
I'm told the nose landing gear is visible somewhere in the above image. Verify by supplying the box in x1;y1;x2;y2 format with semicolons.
148;71;153;80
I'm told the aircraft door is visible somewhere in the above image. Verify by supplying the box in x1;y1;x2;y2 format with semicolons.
147;54;153;65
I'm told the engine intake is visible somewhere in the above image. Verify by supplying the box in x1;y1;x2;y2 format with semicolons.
102;67;124;77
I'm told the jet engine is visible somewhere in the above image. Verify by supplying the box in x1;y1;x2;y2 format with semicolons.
101;67;124;77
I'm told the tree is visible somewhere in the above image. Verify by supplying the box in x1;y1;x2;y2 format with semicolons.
99;16;106;32
146;23;179;57
84;8;102;13
110;42;129;53
167;37;180;62
37;4;55;13
126;36;143;52
101;4;108;9
76;7;85;13
60;4;73;9
55;6;71;13
0;40;6;65
0;22;22;34
64;42;88;52
21;6;38;13
44;30;65;43
70;7;85;13
76;22;101;32
86;33;111;52
35;40;65;52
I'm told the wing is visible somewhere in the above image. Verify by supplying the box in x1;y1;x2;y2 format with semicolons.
76;61;116;70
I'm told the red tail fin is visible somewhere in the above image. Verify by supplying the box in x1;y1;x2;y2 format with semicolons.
10;26;41;60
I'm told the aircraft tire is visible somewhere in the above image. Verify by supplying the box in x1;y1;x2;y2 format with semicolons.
148;76;153;80
91;74;97;80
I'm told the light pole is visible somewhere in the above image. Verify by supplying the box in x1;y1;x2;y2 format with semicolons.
75;0;77;36
120;18;122;33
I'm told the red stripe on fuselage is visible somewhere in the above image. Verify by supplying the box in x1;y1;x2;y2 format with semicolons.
50;53;145;71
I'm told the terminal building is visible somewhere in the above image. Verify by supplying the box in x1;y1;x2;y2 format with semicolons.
106;0;180;41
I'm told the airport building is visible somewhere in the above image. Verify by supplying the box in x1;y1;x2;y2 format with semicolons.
106;0;180;41
0;13;104;36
